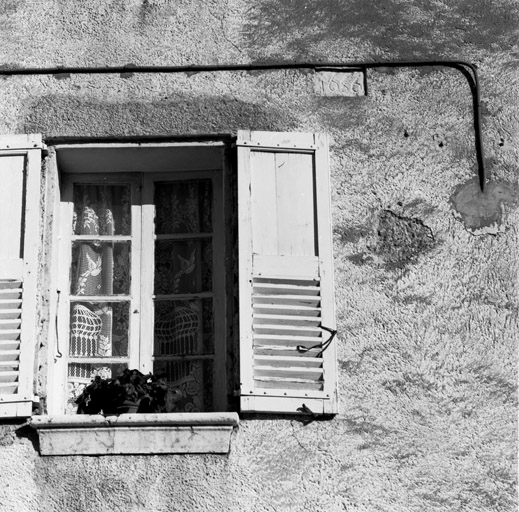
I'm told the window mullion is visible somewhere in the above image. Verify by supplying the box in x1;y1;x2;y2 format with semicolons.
139;176;155;374
128;179;142;372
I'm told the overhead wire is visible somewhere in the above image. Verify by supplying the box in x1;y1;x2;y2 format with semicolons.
0;60;486;190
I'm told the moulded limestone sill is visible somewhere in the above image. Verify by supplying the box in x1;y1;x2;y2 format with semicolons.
30;413;239;456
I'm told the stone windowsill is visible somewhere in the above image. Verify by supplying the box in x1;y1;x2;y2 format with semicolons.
30;412;239;456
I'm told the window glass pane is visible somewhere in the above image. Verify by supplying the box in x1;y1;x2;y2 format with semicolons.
154;180;212;235
153;359;213;413
154;299;214;356
73;184;131;236
69;302;129;357
154;239;212;294
70;242;130;295
66;362;128;414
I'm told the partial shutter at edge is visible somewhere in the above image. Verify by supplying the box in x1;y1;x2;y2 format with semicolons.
238;131;337;415
0;134;42;417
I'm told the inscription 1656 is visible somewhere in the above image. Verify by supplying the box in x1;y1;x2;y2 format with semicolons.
313;71;365;97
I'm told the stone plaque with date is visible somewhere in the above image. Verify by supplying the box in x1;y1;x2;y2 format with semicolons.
313;71;365;97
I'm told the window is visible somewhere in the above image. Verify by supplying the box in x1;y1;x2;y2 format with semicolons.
1;132;338;427
46;143;229;416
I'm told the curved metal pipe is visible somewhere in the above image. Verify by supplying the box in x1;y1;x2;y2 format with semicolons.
0;60;486;191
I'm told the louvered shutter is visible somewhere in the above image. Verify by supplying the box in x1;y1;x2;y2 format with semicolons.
0;135;42;417
238;131;337;415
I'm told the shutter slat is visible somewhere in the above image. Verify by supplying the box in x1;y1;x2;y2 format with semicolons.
253;295;321;307
252;283;320;294
253;328;322;339
254;355;323;367
253;314;321;326
254;347;321;357
0;280;22;289
253;304;321;315
0;330;21;340
0;319;22;326
0;370;19;380
254;338;321;347
253;379;323;392
0;366;20;373
0;300;23;309
254;366;323;377
0;309;22;319
254;334;322;343
0;285;22;294
0;340;20;349
0;384;18;394
0;350;20;359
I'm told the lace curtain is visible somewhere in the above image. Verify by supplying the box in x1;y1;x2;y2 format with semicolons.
66;181;214;413
67;185;130;412
153;180;214;412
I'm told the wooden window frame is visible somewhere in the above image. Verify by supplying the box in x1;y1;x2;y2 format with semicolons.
47;143;229;416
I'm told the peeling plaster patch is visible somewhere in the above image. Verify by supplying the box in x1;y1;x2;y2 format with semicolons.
120;63;137;79
335;224;371;244
403;198;436;217
0;0;22;17
376;210;435;268
0;62;24;71
450;178;518;235
392;293;433;306
53;73;71;80
0;424;17;447
344;252;374;266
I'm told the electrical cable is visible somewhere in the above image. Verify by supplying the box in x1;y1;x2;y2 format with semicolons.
0;59;486;191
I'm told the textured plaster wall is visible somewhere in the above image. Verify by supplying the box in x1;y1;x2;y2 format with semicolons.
0;1;517;511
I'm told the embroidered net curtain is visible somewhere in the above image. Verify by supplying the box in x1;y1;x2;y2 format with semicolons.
153;180;214;412
66;180;214;413
67;184;131;412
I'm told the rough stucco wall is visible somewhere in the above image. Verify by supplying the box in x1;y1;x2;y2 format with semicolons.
0;1;517;511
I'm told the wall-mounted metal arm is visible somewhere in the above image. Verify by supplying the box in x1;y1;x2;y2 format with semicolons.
0;60;486;191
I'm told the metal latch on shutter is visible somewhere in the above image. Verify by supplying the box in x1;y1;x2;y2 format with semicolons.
296;325;337;358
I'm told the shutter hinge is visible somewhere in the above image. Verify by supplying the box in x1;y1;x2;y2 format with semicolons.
236;140;316;151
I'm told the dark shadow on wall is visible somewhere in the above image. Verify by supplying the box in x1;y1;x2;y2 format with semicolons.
23;93;300;137
243;0;519;59
15;422;40;453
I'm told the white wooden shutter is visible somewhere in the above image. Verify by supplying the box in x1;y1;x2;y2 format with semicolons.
238;131;337;415
0;134;42;417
